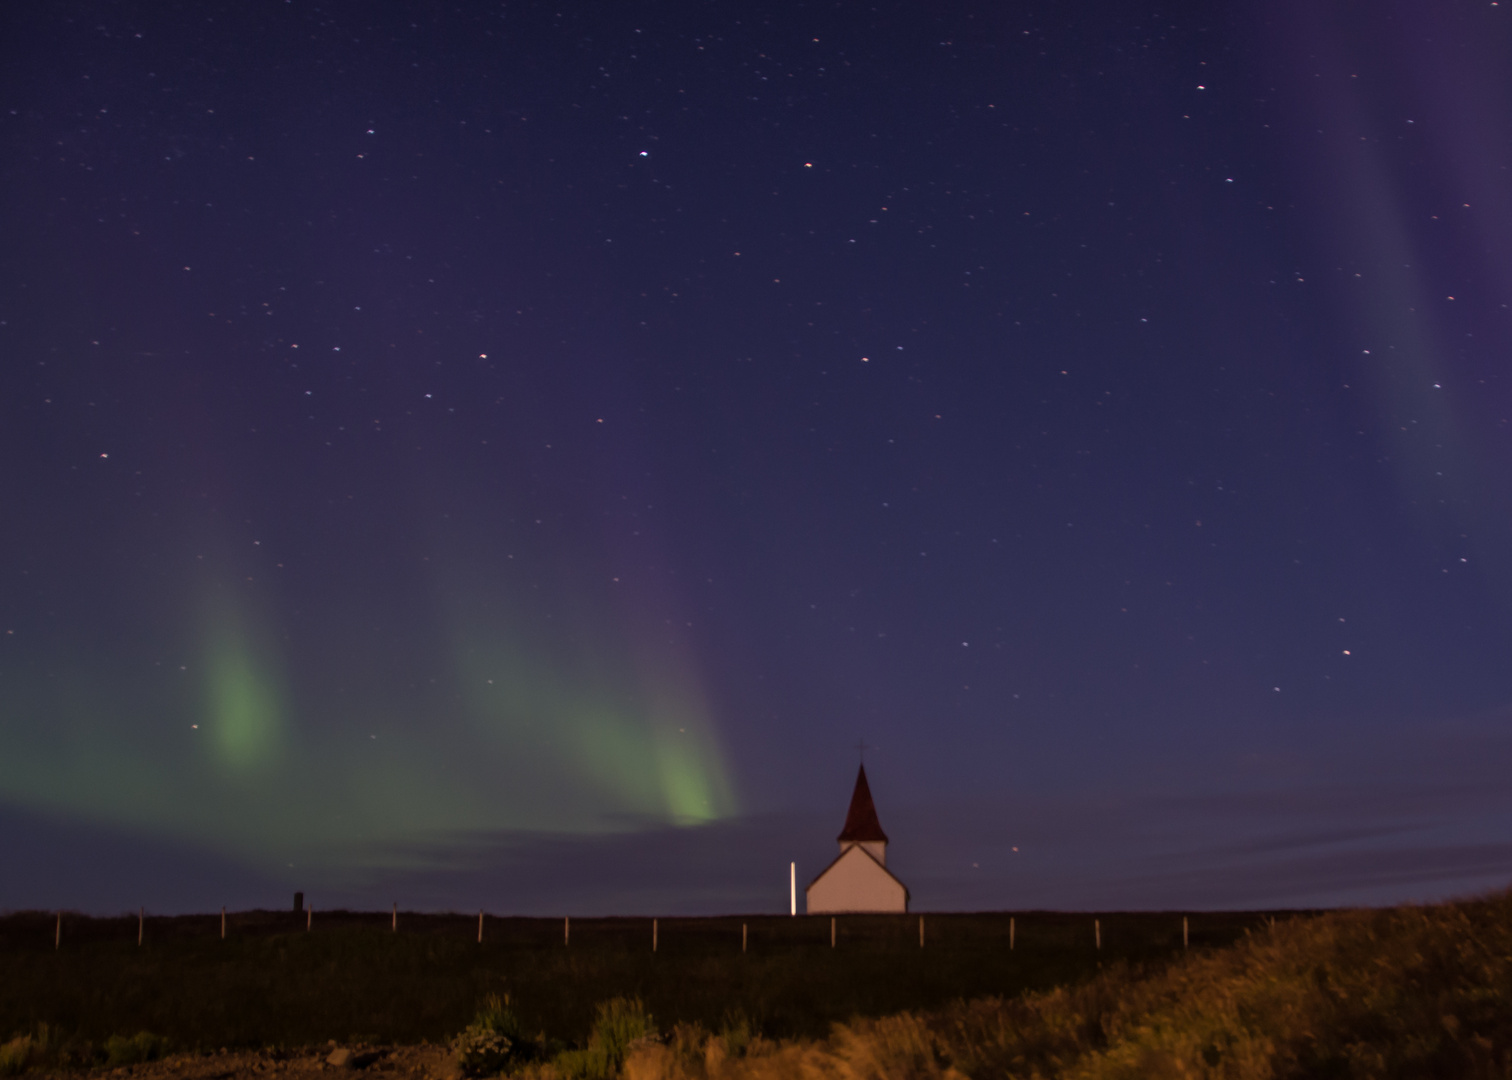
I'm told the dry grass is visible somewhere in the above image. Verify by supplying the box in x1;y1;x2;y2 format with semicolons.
621;891;1512;1080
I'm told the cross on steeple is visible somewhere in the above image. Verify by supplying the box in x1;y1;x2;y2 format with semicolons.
855;739;875;763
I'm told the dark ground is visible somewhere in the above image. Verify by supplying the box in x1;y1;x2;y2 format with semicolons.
0;908;1305;1050
22;1044;454;1080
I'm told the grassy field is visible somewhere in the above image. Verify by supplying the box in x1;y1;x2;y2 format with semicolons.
0;907;1291;1050
619;890;1512;1080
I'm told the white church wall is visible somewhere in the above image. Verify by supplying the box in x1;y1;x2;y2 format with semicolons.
806;845;908;913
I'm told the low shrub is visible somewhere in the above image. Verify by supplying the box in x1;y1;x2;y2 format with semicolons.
0;1036;33;1077
453;994;532;1078
714;1011;753;1060
453;1027;515;1078
0;1024;73;1076
103;1031;168;1067
553;998;655;1080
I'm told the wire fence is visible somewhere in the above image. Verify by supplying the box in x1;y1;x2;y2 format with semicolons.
10;905;1304;955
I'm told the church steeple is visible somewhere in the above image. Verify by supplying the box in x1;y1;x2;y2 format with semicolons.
806;762;908;912
837;764;889;854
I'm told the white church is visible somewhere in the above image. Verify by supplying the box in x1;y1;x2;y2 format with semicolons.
805;764;909;913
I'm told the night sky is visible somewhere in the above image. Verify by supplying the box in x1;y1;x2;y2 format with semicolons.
5;1;1512;915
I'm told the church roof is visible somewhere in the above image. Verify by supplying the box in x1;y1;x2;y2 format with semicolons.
837;764;889;843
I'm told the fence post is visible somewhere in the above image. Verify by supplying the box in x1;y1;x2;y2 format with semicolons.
392;903;397;933
478;911;484;944
653;918;658;953
919;915;925;948
564;915;570;947
307;906;312;932
138;907;144;947
1094;918;1101;950
54;912;60;950
830;917;836;948
1183;915;1189;950
742;923;747;953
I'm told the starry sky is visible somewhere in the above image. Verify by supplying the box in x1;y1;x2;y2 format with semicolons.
5;0;1512;915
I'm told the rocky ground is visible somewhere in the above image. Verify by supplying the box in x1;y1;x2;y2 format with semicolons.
30;1044;460;1080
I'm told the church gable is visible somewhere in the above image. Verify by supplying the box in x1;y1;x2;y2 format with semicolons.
806;843;908;914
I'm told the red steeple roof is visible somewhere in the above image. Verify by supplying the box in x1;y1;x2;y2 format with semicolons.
837;764;889;843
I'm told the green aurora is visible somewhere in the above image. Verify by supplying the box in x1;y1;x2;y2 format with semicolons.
0;550;737;879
